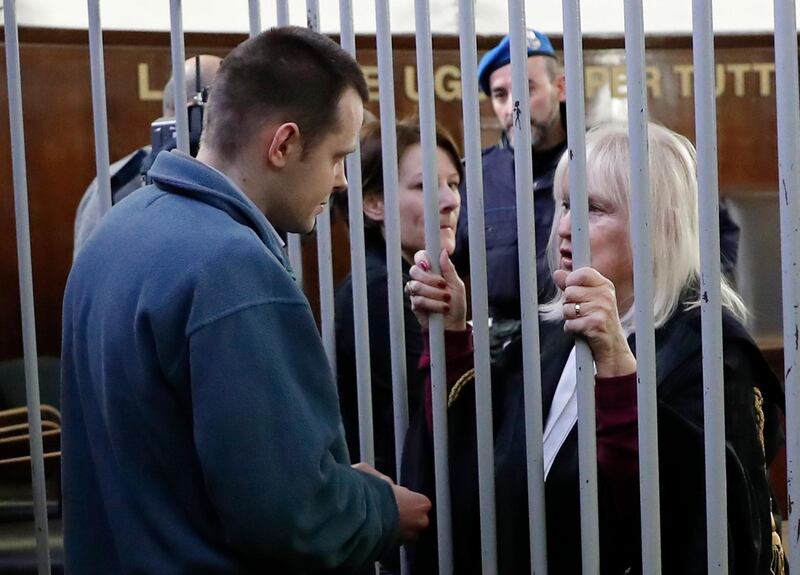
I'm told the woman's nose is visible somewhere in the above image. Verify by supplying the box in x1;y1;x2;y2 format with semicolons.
557;209;571;238
439;182;460;212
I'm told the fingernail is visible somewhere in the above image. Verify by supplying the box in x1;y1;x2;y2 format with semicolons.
443;293;451;302
419;260;430;271
444;304;450;312
438;281;447;289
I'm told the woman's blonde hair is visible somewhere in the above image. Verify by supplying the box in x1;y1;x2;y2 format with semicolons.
540;121;746;328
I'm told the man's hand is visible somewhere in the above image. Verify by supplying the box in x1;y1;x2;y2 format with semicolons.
352;462;431;540
391;484;431;541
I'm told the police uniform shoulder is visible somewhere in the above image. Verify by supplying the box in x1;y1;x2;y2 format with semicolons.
481;144;503;158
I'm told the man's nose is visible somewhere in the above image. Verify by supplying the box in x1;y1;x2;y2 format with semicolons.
333;160;348;192
501;100;514;121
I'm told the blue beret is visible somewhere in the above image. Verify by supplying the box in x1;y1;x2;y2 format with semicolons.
477;29;556;96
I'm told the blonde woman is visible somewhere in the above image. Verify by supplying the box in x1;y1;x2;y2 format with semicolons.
402;122;784;574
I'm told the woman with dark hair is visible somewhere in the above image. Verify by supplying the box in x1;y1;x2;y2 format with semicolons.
402;122;785;574
335;119;464;480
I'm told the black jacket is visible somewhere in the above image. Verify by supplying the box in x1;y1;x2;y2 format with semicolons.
402;304;784;574
335;229;425;480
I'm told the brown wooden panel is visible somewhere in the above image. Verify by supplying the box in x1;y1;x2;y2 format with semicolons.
0;29;794;361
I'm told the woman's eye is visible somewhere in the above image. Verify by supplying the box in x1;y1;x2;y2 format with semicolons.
448;181;460;190
561;201;570;210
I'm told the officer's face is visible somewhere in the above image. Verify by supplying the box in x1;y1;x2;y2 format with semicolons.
489;56;565;151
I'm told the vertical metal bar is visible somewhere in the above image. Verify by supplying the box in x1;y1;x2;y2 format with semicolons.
306;0;320;30
374;3;410;572
623;2;662;573
561;1;600;573
169;0;189;154
691;1;728;572
4;2;52;573
279;0;303;288
413;0;452;571
340;0;375;466
87;0;112;216
458;1;498;573
277;0;290;26
505;3;548;574
773;0;800;570
248;0;261;37
304;0;335;370
374;0;409;475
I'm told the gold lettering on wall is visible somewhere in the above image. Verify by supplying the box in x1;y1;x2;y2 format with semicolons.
136;60;778;105
673;64;694;98
434;65;462;102
138;63;163;102
671;62;776;98
646;66;663;99
404;66;419;102
751;63;775;96
584;66;610;99
361;65;380;102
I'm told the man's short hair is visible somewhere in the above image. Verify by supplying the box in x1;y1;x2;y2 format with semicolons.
203;26;369;161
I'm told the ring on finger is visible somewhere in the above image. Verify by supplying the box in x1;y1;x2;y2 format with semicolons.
406;282;415;296
574;302;581;317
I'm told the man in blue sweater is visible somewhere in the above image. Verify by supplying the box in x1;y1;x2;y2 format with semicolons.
61;26;430;574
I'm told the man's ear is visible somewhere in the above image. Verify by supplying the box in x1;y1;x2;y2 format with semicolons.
266;122;301;167
555;72;567;103
362;194;385;223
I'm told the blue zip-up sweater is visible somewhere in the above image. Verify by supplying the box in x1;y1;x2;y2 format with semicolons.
61;151;399;574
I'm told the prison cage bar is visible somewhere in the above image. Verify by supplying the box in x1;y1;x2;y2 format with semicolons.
773;0;800;572
623;0;662;573
457;0;499;572
4;0;51;572
6;1;800;574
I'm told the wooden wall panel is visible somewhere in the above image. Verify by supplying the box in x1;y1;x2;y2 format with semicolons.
0;29;792;360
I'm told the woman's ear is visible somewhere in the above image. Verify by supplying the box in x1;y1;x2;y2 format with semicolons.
266;122;301;167
362;195;385;222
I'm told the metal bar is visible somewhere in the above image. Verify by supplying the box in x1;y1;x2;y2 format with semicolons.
561;1;600;573
306;0;320;30
277;0;290;25
623;1;662;573
374;0;410;476
374;2;409;572
773;0;800;571
4;1;52;573
87;0;112;216
340;0;375;466
302;0;335;370
287;236;304;289
283;0;302;285
413;0;452;571
505;2;548;574
691;1;728;572
459;0;498;573
248;0;261;37
169;0;189;153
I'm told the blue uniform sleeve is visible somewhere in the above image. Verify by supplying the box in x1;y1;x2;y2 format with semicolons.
188;299;399;572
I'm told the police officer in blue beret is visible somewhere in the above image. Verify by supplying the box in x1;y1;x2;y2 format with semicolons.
452;29;740;355
451;29;567;351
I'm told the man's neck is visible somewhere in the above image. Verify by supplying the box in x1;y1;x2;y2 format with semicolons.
195;147;268;214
